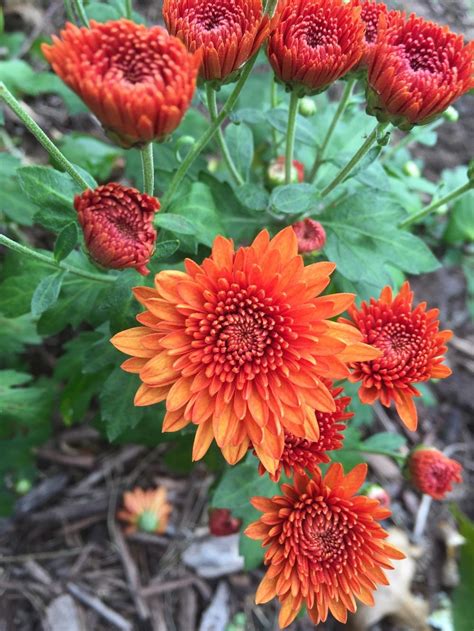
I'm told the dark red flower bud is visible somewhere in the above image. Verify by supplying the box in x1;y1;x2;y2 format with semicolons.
292;219;326;254
209;508;242;536
74;183;159;276
408;447;462;500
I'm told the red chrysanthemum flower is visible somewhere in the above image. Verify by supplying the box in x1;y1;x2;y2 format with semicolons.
74;183;159;276
118;486;172;534
163;0;270;82
367;14;474;129
245;463;405;627
353;0;404;67
340;282;452;431
266;156;305;189
257;381;352;481
209;508;242;536
268;0;366;96
408;448;462;500
111;228;380;474
292;218;326;254
42;20;201;148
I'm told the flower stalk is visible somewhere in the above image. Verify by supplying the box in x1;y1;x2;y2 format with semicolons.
399;181;473;228
205;84;244;186
71;0;90;27
309;78;356;182
140;144;155;196
285;91;299;185
0;81;90;191
0;234;116;284
124;0;133;19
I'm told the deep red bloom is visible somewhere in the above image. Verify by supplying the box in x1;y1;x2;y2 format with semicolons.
268;0;365;96
341;282;452;431
209;508;242;536
258;381;352;481
42;20;200;147
266;156;304;188
163;0;270;82
292;219;326;254
74;184;159;276
245;464;405;627
367;14;474;129
353;0;404;67
408;448;462;500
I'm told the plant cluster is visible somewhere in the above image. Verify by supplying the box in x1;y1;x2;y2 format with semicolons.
0;0;472;627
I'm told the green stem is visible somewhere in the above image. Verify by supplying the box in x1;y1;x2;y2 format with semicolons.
0;235;116;284
0;82;90;191
161;55;258;209
71;0;90;27
141;143;155;196
285;91;299;185
321;122;388;199
124;0;133;19
206;84;244;186
382;119;443;163
264;0;279;15
309;78;356;183
399;181;473;229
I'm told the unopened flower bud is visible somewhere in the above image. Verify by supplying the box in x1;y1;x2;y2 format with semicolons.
292;218;326;254
209;508;242;536
407;447;462;500
298;96;317;117
364;484;390;509
443;106;459;122
266;156;304;189
74;183;160;276
403;161;421;178
15;479;32;495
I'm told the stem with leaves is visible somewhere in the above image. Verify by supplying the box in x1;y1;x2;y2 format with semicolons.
141;144;155;196
206;84;244;186
399;181;473;228
285;91;299;185
161;55;258;209
0;235;116;284
309;78;356;182
321;122;389;198
0;82;90;191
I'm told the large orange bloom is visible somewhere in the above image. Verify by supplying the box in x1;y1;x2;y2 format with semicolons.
341;282;452;431
268;0;365;96
111;228;380;474
163;0;270;82
42;20;201;148
245;463;404;627
367;14;474;129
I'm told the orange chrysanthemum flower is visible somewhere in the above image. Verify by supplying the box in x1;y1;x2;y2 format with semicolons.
367;14;474;129
257;381;352;481
245;463;405;627
353;0;404;67
341;282;452;431
408;447;462;500
163;0;270;82
268;0;365;96
118;486;172;534
74;183;159;276
111;228;380;474
42;20;201;148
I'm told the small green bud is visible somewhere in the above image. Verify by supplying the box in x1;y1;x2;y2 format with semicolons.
138;510;159;533
443;106;459;122
403;161;421;178
15;479;32;495
435;204;449;215
298;96;317;118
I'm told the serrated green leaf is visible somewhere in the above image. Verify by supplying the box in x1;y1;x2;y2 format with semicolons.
100;367;145;440
17;166;84;211
270;183;319;215
154;213;197;235
234;183;269;212
266;108;316;146
59;134;123;182
225;123;254;182
0;154;37;226
0;251;51;317
361;432;406;456
54;222;79;262
154;240;180;260
0;314;41;358
31;272;65;318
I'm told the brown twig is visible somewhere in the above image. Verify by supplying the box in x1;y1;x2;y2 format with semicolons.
67;583;133;631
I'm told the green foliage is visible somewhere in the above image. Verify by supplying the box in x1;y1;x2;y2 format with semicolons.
224;122;254;181
0;154;38;226
452;508;474;631
59;134;123;182
54;223;79;262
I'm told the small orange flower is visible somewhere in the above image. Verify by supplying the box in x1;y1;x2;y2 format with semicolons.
353;0;404;67
42;20;201;148
268;0;365;96
408;448;462;500
245;463;405;627
118;487;172;534
111;228;380;475
367;14;474;129
257;381;352;481
163;0;270;82
341;282;452;431
74;183;159;276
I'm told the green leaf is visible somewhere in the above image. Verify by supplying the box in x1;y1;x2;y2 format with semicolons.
266;108;316;146
31;272;65;318
452;509;474;631
100;367;145;440
58;134;123;182
0;154;37;226
54;222;79;262
225;123;254;181
444;191;474;244
0;250;51;317
0;314;40;359
0;370;53;424
270;184;319;215
360;432;407;457
85;1;122;22
154;213;197;235
234;183;269;212
18;166;85;211
154;240;180;261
